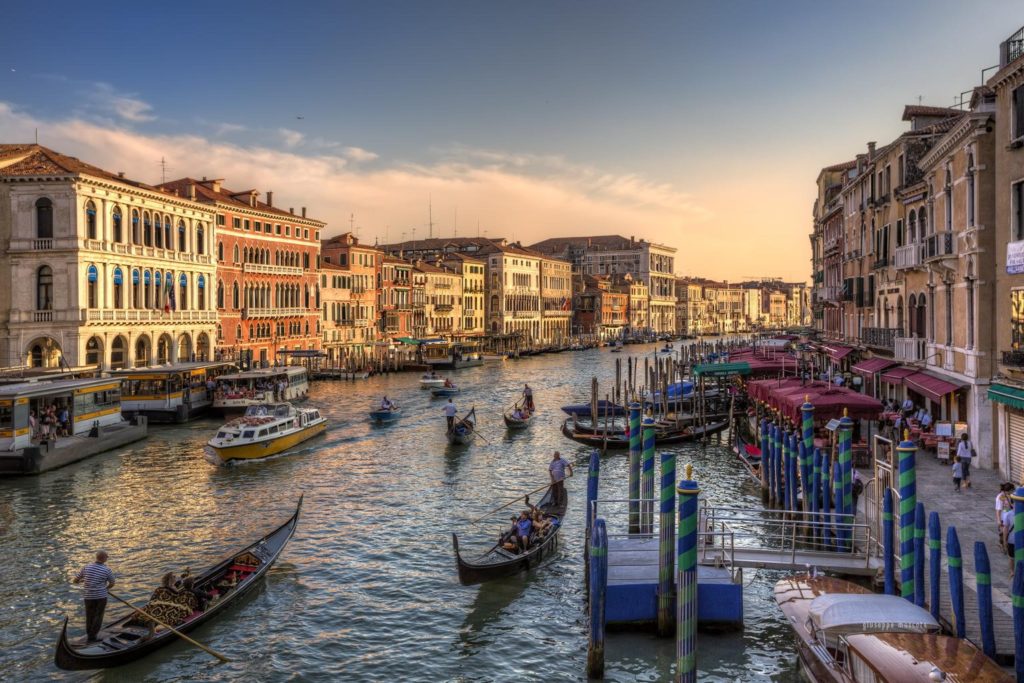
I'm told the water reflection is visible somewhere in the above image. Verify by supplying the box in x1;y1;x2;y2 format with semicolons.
0;343;801;681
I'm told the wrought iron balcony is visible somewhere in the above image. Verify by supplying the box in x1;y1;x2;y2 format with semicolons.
923;232;955;261
861;327;900;351
1003;349;1024;367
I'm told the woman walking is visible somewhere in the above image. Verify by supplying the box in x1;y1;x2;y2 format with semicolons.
955;432;974;489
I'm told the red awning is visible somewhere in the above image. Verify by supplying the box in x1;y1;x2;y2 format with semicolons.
852;358;899;377
880;366;916;384
824;344;854;361
904;371;965;403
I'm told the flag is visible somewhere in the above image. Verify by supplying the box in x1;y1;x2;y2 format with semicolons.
561;297;571;311
166;283;176;313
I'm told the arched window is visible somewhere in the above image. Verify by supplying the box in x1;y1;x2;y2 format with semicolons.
111;336;126;369
37;266;53;310
87;264;98;308
908;209;917;243
198;274;206;310
86;201;97;240
216;324;223;341
112;267;124;308
179;272;188;311
154;271;162;309
196;223;205;255
143;211;153;246
154;215;163;248
143;270;152;308
36;198;53;239
112;206;123;243
178;220;187;252
233;245;239;264
30;344;44;368
163;218;172;249
85;337;101;367
131;209;140;244
920;207;928;236
217;280;224;308
132;269;141;308
232;282;240;309
217;241;224;262
235;324;242;341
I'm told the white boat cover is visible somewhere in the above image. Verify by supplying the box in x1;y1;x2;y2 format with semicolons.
808;594;939;635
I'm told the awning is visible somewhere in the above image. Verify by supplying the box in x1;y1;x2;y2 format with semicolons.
989;383;1024;410
852;358;898;377
394;337;420;345
880;366;916;384
904;371;965;403
824;344;854;361
693;361;751;377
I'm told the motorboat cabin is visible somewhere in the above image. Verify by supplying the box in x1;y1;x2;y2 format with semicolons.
0;377;125;451
212;367;309;411
114;362;237;423
205;403;327;463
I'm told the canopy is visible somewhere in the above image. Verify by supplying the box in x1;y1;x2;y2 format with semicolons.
809;594;938;634
823;344;854;361
989;383;1024;410
880;366;916;384
851;358;898;377
394;337;420;345
747;378;881;423
904;371;965;403
693;361;751;377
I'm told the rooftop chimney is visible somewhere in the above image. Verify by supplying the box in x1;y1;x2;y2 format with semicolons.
202;176;207;181
117;171;125;178
188;183;196;201
301;207;307;218
867;141;876;161
266;191;273;207
289;207;295;214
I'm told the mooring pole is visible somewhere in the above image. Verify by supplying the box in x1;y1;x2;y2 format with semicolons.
658;450;676;636
897;430;917;600
628;402;642;534
947;526;965;638
585;449;600;590
836;410;853;551
676;464;699;683
760;418;770;505
975;541;996;659
800;397;814;514
642;416;656;534
928;511;941;620
913;502;925;608
587;518;607;678
1014;562;1024;682
883;486;894;595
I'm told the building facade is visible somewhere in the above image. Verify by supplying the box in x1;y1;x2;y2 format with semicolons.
439;253;486;337
540;255;573;344
379;256;413;341
0;145;217;370
321;233;380;356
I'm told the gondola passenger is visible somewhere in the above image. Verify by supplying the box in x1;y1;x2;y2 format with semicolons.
515;511;533;551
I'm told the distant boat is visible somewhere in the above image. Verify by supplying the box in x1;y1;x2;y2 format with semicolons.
431;385;461;397
420;374;446;388
447;407;476;445
369;406;402;424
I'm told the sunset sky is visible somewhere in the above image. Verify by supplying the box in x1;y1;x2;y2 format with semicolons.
2;1;1021;281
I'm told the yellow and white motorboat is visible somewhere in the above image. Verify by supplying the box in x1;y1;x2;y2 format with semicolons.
204;403;327;464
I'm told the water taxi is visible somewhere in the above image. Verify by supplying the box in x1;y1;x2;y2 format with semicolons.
212;366;309;412
115;362;237;423
205;403;326;464
420;373;446;389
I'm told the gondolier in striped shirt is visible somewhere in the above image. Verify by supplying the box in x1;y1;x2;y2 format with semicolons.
549;451;573;506
73;551;115;642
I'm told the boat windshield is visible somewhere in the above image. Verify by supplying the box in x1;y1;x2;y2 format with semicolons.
245;405;271;417
275;405;290;418
242;430;255;439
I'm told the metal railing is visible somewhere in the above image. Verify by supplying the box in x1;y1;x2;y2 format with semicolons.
243;263;304;276
923;232;955;260
895;336;927;362
862;327;900;351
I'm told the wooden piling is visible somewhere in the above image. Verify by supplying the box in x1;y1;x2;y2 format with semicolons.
883;487;894;594
658;450;676;636
947;526;965;637
913;502;925;608
927;511;940;618
587;518;607;678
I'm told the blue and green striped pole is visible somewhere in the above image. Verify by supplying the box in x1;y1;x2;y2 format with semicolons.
773;423;784;506
812;447;822;537
913;502;925;608
832;461;842;548
587;518;608;677
821;455;832;551
642;416;656;534
760;418;770;503
585;449;600;590
837;411;854;551
1014;561;1024;681
628;402;642;534
947;526;965;638
897;430;917;600
883;487;894;594
801;397;814;514
658;451;676;636
1013;486;1024;567
928;511;941;621
788;433;799;515
975;541;996;658
677;465;699;683
782;428;792;512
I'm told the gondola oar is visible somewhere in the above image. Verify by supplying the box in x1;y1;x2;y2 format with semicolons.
467;474;572;525
107;591;231;663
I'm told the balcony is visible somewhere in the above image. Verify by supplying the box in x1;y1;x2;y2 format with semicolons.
923;233;955;261
434;282;452;290
894;244;921;270
513;310;536;319
861;327;900;351
242;307;307;318
871;256;891;271
895;336;927;363
86;308;218;323
1003;350;1024;367
243;263;304;276
434;304;453;312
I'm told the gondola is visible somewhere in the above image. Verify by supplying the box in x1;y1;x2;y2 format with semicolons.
559;418;728;449
452;485;567;585
369;407;402;424
560;400;628;418
503;403;532;430
447;407;476;445
54;497;302;671
570;412;729;435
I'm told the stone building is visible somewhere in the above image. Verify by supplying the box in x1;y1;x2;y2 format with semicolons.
159;177;323;368
540;255;573;344
321;233;380;357
438;253;486;337
0;145;217;369
415;261;462;336
379;256;413;341
575;275;627;340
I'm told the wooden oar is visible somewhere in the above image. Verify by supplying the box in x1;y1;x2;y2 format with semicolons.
107;591;231;663
467;474;571;525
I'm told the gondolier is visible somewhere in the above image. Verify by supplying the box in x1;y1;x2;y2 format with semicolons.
73;551;115;643
523;384;535;412
444;399;458;431
549;451;573;506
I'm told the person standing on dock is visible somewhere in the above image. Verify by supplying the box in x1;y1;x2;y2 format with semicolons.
444;399;458;431
73;551;115;643
549;451;573;506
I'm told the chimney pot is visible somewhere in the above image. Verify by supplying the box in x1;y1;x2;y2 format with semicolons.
188;183;196;201
289;207;295;214
202;176;207;181
302;206;307;218
117;171;125;178
266;191;273;207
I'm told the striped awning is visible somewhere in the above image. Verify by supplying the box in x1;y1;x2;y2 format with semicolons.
989;383;1024;411
904;371;965;403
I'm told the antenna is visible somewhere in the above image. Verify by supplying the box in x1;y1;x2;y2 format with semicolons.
428;195;434;239
349;213;355;233
34;128;38;145
477;220;480;238
159;156;169;183
453;207;457;237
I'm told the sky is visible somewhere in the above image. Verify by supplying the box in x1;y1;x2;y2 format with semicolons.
1;1;1022;282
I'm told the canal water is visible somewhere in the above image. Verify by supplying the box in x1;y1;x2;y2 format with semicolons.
0;344;801;682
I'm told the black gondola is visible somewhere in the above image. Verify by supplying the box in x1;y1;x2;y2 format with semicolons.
452;485;567;585
569;412;730;435
559;418;728;449
503;401;532;430
447;407;476;445
54;497;302;671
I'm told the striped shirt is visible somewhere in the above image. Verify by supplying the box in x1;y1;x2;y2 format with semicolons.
76;562;114;600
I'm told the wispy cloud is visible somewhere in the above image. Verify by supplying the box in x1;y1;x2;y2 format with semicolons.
278;128;304;148
92;82;155;123
343;146;379;163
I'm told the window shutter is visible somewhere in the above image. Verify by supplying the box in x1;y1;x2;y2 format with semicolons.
1016;86;1024;139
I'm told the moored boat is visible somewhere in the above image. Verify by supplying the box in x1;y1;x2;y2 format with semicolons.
447;407;476;445
559;418;727;449
452;485;566;585
774;574;1010;682
212;366;309;412
204;403;327;464
54;497;302;670
481;354;507;362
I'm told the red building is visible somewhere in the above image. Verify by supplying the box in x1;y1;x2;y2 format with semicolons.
379;256;413;340
160;178;324;368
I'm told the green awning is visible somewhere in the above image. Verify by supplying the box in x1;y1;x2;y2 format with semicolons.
394;337;420;345
693;361;751;377
989;383;1024;410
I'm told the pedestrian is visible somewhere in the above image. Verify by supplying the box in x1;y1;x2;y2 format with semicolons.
444;399;458;431
1003;506;1016;577
58;405;70;437
997;482;1014;545
73;550;115;643
892;413;903;440
28;410;37;441
549;450;573;506
956;433;974;489
952;456;963;493
852;468;864;512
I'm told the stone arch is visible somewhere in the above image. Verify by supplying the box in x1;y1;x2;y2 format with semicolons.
25;335;62;369
196;332;210;361
110;335;128;370
84;335;103;368
134;334;152;367
177;333;193;362
156;333;173;364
